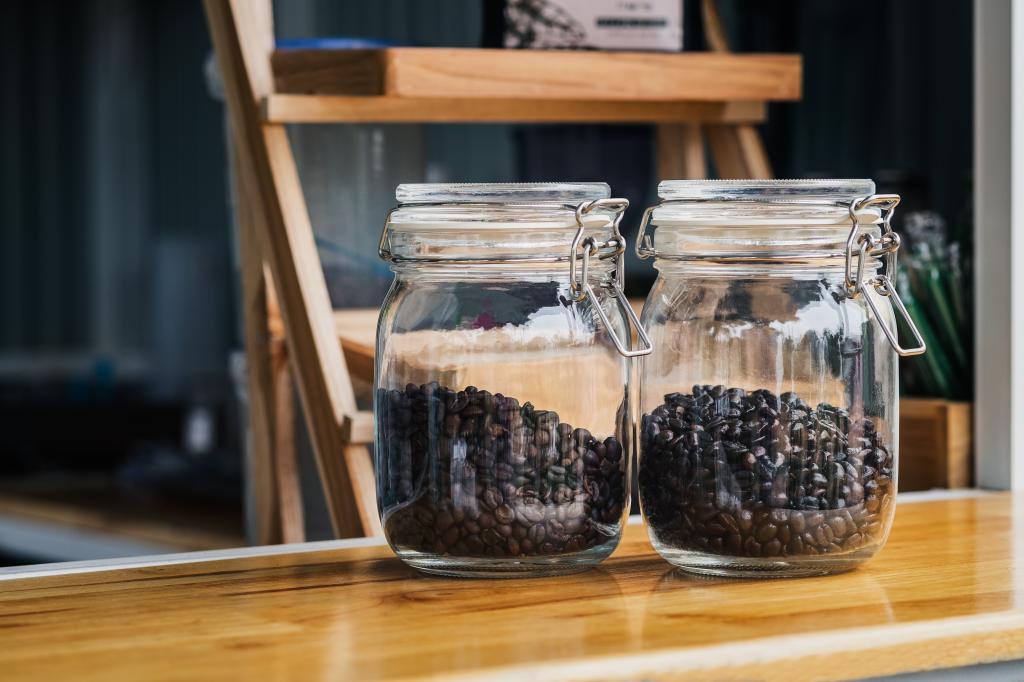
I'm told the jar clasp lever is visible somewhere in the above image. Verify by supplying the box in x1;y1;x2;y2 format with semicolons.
569;199;653;359
844;194;927;357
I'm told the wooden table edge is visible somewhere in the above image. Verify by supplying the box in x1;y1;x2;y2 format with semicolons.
0;488;996;581
421;610;1024;682
0;490;1019;682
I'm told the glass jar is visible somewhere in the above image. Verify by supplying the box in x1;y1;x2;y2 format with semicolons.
375;182;650;577
635;180;926;577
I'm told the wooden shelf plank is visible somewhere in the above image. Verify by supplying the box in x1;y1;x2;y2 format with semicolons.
272;48;802;102
2;494;1022;680
264;95;767;124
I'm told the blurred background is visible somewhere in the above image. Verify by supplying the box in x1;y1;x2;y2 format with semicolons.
0;0;972;564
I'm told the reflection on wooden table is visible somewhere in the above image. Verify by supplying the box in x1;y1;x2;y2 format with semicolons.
0;493;1022;681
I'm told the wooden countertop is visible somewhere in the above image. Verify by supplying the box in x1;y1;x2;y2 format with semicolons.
2;492;1022;681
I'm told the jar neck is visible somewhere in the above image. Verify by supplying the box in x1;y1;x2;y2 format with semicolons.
391;259;617;282
644;219;883;264
384;205;621;263
653;257;881;281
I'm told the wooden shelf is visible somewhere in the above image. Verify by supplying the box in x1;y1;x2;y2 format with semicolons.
265;48;801;124
272;49;802;101
264;95;767;124
3;493;1021;680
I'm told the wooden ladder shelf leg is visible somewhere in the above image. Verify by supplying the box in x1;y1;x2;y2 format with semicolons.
206;0;378;539
657;123;708;180
233;147;282;546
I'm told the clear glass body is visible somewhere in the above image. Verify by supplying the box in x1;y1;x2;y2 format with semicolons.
637;180;899;577
376;183;632;577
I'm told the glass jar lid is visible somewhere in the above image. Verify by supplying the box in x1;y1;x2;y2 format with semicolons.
395;182;610;205
639;179;885;262
649;179;879;227
381;182;622;263
656;178;875;203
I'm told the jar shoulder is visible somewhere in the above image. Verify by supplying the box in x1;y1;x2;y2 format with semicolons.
381;277;628;338
641;274;869;330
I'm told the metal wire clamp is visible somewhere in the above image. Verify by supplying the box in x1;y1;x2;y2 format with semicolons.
844;194;927;357
570;199;653;358
378;206;399;261
634;205;658;260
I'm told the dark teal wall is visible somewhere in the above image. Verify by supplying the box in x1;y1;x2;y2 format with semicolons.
0;1;231;364
724;0;973;240
0;0;973;390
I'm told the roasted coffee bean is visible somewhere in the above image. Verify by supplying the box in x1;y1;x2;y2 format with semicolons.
744;536;761;556
434;510;454;532
507;537;521;556
639;386;895;559
755;523;777;543
517;502;544;526
379;383;627;560
495;504;515;525
481;487;502;511
443;526;460;546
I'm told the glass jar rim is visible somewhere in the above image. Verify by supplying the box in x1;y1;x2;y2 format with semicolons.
388;182;618;233
396;182;611;205
650;179;881;227
656;178;876;203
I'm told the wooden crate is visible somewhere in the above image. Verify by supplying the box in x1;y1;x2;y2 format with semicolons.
899;398;973;491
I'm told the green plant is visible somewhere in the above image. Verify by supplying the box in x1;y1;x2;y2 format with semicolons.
895;211;972;401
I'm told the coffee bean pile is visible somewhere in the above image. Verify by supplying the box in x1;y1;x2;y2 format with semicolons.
639;385;895;559
378;383;627;559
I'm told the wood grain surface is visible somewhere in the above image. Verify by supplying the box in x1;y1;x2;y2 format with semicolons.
271;49;802;103
263;95;768;124
2;494;1023;681
205;0;372;536
900;398;973;490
